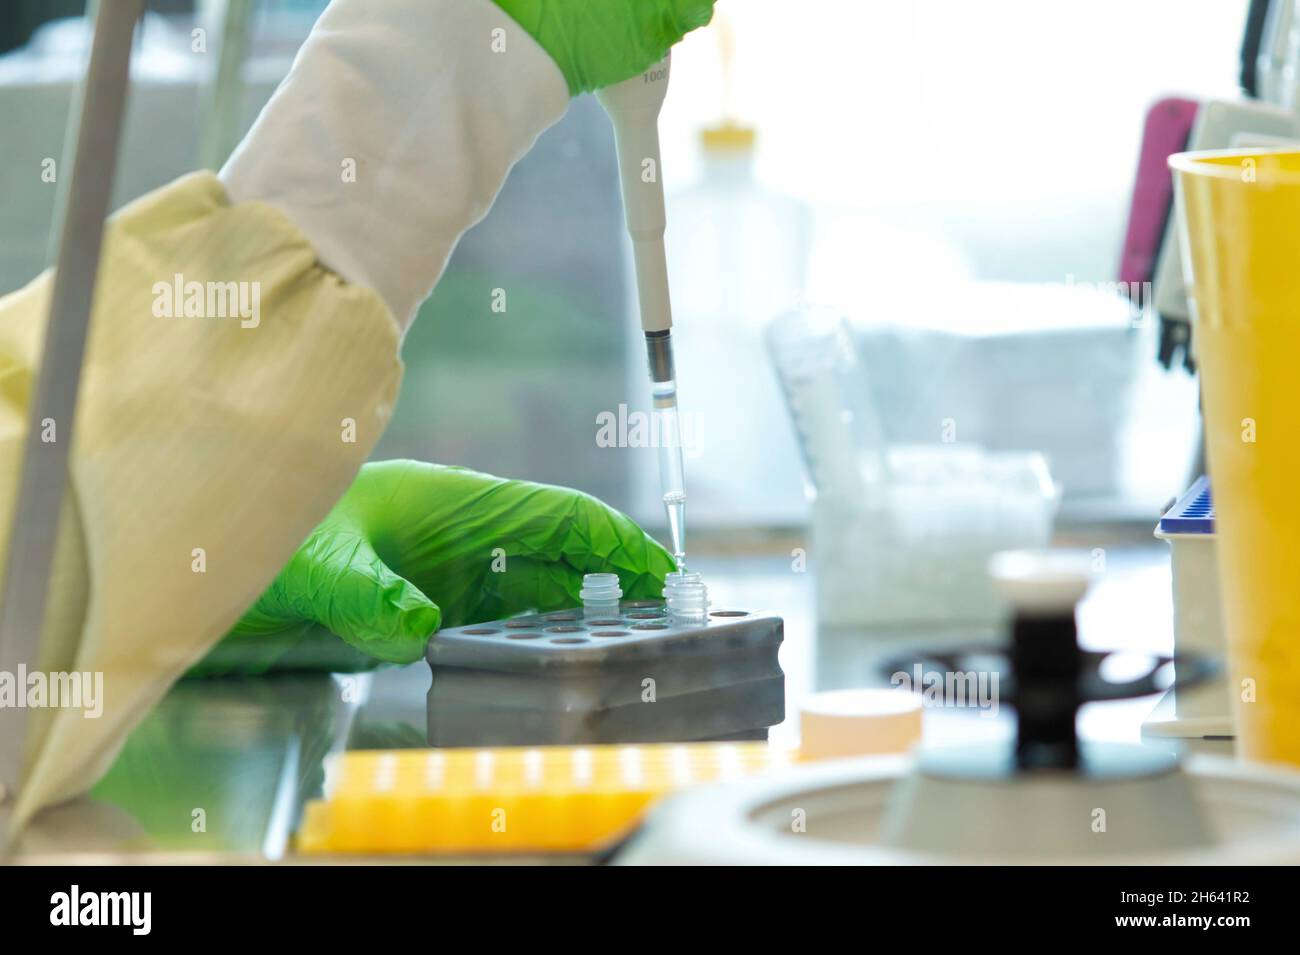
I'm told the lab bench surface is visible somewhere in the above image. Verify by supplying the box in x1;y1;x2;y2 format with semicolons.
14;544;1213;862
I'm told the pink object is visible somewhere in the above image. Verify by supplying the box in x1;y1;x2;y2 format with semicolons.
1118;97;1199;293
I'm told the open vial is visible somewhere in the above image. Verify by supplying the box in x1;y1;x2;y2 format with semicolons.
580;573;623;618
663;570;708;623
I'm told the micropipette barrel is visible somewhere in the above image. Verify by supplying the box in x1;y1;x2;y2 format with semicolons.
598;57;690;569
597;56;673;335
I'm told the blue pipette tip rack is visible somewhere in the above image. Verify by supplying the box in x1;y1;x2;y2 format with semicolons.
1158;475;1214;534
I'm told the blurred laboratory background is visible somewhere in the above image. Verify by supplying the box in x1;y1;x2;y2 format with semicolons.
11;1;1290;864
1;0;1245;556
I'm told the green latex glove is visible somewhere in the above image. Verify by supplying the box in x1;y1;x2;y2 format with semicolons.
190;460;675;676
492;0;716;95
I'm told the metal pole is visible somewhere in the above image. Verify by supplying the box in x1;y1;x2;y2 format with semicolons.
0;0;143;845
198;0;254;171
45;0;101;269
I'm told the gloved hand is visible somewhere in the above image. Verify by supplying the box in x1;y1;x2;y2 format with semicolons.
190;460;675;676
491;0;716;94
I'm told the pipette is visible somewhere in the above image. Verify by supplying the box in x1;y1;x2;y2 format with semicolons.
597;56;689;572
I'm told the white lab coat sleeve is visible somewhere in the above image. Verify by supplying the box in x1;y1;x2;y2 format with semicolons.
219;0;571;330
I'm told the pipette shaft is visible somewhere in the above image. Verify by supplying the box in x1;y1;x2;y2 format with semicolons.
598;57;689;570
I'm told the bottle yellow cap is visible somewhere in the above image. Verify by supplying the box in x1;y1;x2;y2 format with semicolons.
700;121;756;153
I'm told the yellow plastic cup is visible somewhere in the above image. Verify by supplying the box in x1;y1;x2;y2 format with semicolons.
1171;148;1300;766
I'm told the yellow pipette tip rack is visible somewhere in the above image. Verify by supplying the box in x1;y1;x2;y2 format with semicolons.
297;742;795;855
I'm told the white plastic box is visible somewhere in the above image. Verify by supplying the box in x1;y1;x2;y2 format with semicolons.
1147;476;1233;737
852;282;1141;501
813;445;1058;627
768;308;1060;627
